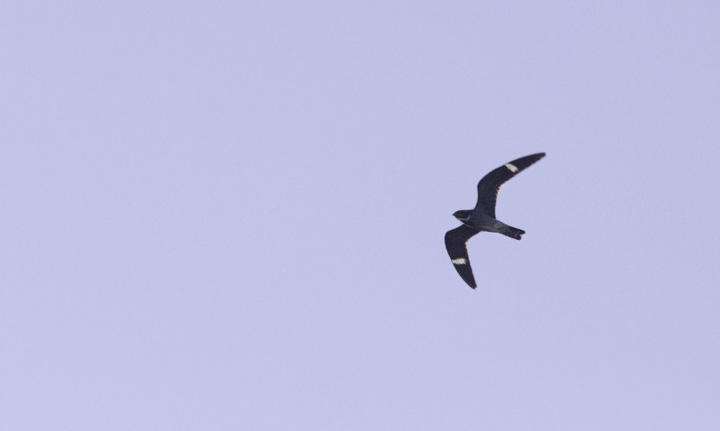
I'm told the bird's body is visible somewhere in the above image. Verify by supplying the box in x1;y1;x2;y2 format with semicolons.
445;153;545;288
452;209;523;238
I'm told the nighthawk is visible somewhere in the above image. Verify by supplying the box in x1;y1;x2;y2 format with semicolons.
445;153;545;288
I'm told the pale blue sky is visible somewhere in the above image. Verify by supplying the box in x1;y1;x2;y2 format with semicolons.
2;1;720;430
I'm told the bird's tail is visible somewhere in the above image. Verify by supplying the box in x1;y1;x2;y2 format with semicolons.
501;225;525;240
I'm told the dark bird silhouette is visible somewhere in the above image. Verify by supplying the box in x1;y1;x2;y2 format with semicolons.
445;153;545;288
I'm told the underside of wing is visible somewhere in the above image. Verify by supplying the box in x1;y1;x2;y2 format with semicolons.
475;152;545;218
444;224;480;288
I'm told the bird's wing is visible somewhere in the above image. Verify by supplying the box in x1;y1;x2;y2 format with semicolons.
444;224;481;289
475;152;546;218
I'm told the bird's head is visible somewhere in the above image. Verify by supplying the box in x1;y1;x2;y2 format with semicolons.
453;210;473;222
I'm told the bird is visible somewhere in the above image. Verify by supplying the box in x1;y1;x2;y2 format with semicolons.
445;153;545;288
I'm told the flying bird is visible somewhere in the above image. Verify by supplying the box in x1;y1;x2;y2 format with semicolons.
445;153;546;288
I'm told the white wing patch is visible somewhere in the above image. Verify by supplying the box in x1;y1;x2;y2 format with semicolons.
452;258;468;265
505;163;519;173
